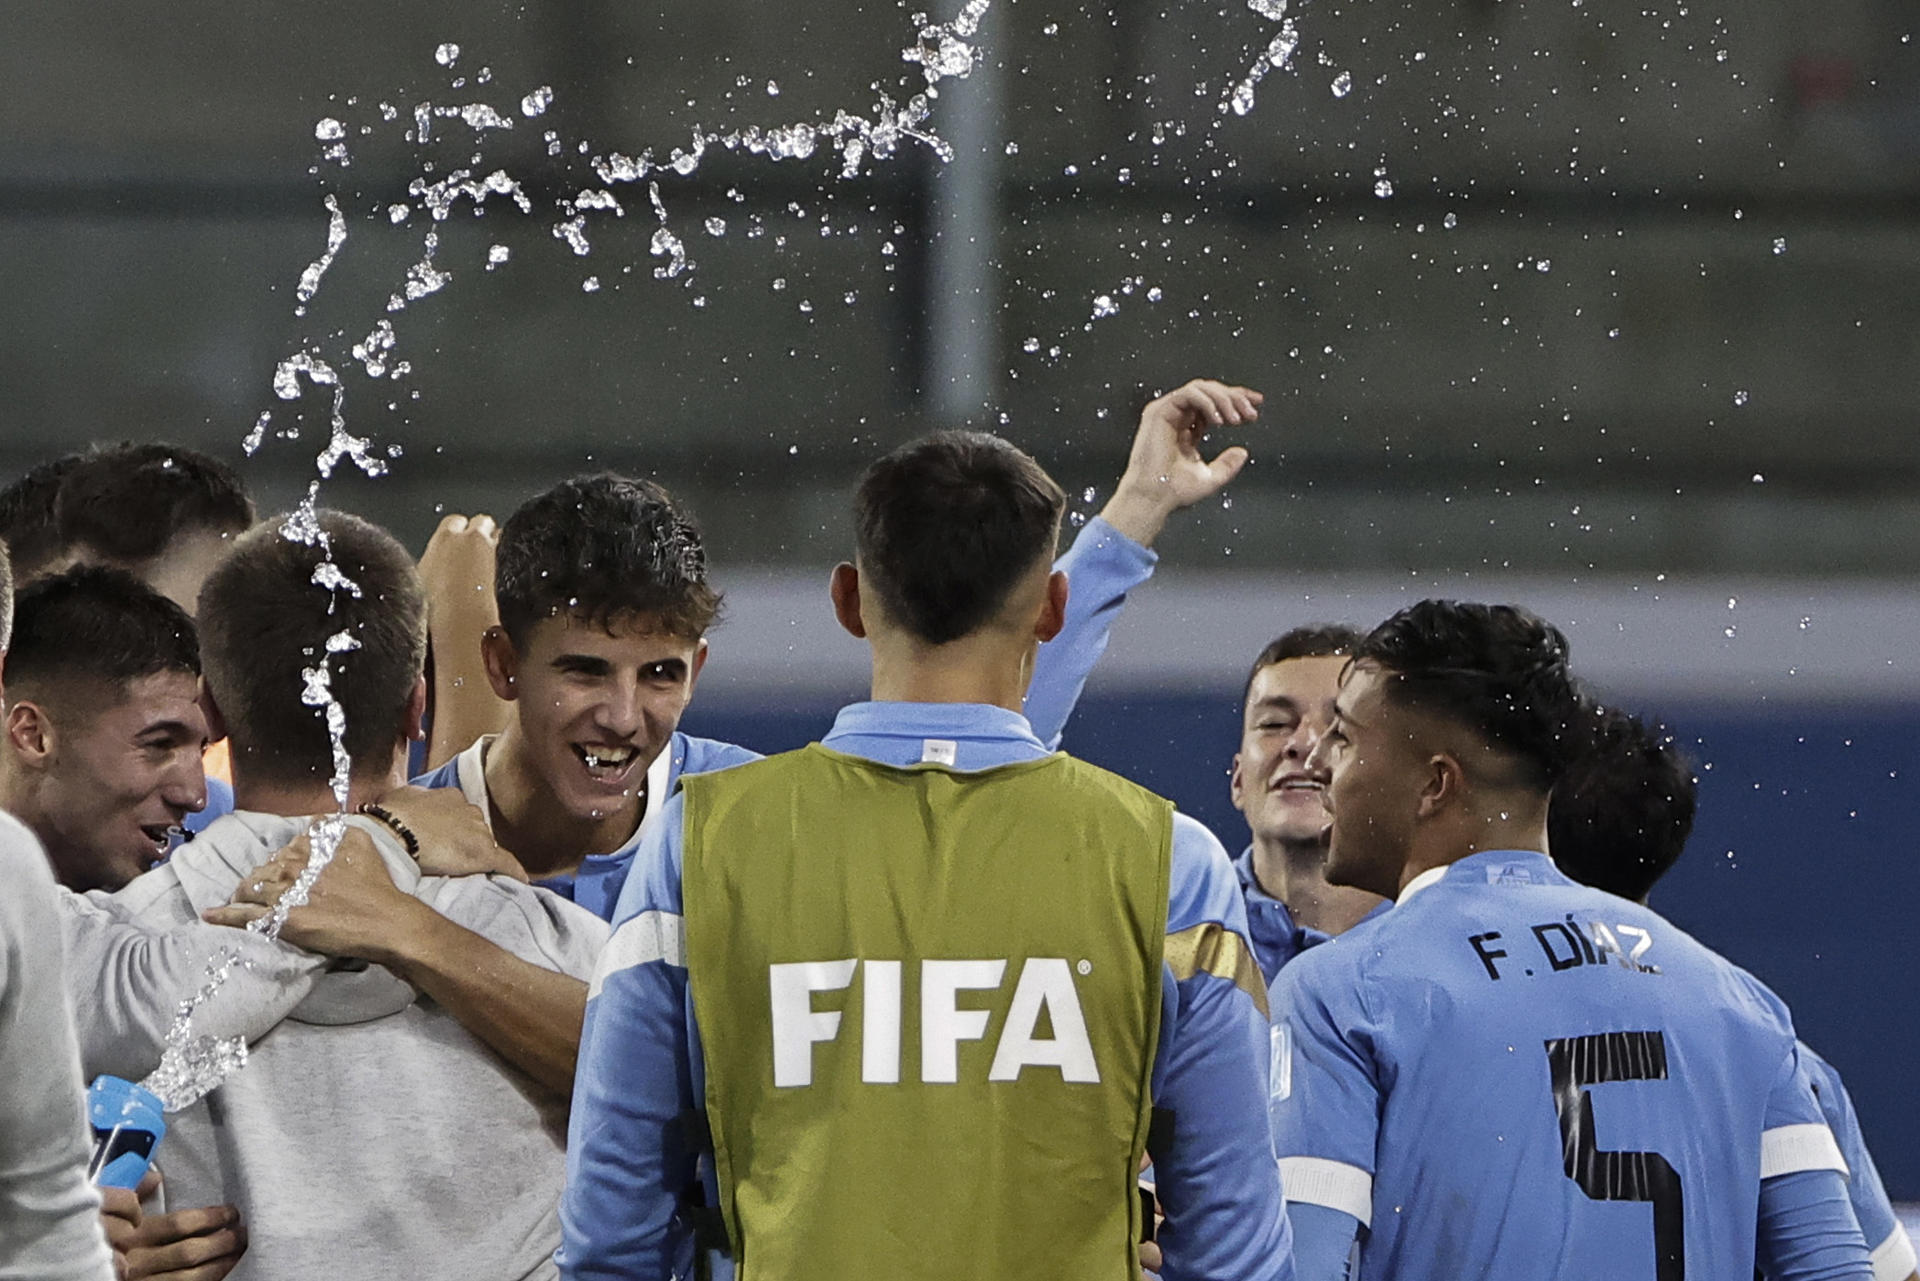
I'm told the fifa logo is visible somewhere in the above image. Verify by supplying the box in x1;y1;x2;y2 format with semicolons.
769;958;1101;1087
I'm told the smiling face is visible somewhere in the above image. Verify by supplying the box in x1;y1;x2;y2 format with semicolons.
1309;662;1430;900
487;612;708;825
23;670;210;891
1230;655;1348;848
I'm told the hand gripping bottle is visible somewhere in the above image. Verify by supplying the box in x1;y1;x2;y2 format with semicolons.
87;1076;167;1190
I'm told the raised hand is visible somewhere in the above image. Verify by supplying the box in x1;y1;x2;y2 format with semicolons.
1099;378;1264;548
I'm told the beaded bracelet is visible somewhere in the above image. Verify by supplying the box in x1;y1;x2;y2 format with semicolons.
358;803;421;857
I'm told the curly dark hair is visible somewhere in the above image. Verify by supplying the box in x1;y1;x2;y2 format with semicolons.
1352;600;1585;791
1549;702;1697;901
495;474;720;646
854;431;1066;646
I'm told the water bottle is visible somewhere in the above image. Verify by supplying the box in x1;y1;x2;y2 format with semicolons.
86;1076;166;1190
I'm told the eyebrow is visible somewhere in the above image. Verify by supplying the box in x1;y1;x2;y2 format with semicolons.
137;720;204;743
1249;696;1301;715
1330;698;1366;730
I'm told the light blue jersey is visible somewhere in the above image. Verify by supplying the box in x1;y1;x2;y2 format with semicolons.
413;517;1158;921
1799;1045;1916;1281
560;701;1291;1281
1271;849;1870;1281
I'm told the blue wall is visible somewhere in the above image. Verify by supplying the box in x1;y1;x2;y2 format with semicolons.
683;693;1920;1197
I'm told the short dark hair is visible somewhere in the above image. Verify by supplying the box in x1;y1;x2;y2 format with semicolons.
198;511;426;786
1352;600;1584;792
496;474;720;646
1244;623;1366;705
0;454;87;581
1549;703;1697;901
5;566;200;706
854;431;1066;646
54;443;254;568
0;538;13;651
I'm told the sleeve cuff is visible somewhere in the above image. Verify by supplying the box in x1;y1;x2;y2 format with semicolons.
1279;1156;1374;1227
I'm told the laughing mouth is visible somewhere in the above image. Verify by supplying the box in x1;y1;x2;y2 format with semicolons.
139;824;178;856
573;744;641;775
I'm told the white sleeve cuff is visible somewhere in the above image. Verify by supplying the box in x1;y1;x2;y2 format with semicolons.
1279;1156;1373;1227
1872;1224;1917;1281
1759;1123;1851;1180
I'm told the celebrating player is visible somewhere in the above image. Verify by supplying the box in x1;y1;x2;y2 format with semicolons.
1269;600;1871;1281
1550;704;1917;1281
561;429;1289;1281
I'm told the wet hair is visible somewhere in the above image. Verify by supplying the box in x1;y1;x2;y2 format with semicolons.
495;474;720;647
0;454;87;581
1244;623;1366;705
1549;702;1696;901
0;539;13;652
54;443;254;569
197;511;426;785
1352;600;1584;792
854;431;1066;646
5;566;200;706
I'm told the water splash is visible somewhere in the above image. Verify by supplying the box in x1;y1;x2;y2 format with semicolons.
294;195;348;310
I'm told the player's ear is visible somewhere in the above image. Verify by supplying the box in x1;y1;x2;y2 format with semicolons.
480;625;521;702
198;677;229;745
5;700;54;767
686;638;710;691
1033;570;1069;644
1417;752;1464;819
829;563;867;639
1228;752;1249;811
404;676;429;742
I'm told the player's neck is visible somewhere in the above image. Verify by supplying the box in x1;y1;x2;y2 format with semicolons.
865;634;1034;715
485;725;641;880
1253;836;1384;935
1398;807;1551;896
230;747;408;819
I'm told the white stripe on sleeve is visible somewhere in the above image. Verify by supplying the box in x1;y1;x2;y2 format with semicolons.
1278;1156;1374;1227
588;910;686;999
1759;1123;1851;1180
1872;1224;1917;1281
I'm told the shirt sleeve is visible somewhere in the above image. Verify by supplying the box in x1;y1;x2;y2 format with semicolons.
1149;814;1294;1281
1024;516;1157;750
1801;1049;1910;1281
1756;1169;1873;1281
1287;1201;1363;1281
1267;946;1381;1219
558;794;701;1280
0;823;116;1281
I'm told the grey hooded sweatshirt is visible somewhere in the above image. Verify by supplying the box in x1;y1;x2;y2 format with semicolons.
0;812;114;1281
82;811;608;1281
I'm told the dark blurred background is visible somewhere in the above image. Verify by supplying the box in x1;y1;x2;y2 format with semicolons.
4;0;1916;1190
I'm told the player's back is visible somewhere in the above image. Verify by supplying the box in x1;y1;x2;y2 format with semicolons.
1272;848;1827;1281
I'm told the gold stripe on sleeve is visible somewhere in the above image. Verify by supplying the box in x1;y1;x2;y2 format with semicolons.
1164;922;1269;1020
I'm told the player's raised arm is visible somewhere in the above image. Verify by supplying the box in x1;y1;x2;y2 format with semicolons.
418;513;512;770
1027;378;1263;748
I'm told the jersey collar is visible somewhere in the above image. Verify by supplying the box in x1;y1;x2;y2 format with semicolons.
1398;848;1558;906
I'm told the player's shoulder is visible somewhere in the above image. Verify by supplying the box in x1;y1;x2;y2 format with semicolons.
1166;812;1247;935
673;731;762;778
0;810;54;891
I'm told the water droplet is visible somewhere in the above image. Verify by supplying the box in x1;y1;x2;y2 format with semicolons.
486;244;510;270
1751;472;1765;483
772;277;787;292
1773;237;1788;255
1004;141;1020;156
1331;71;1353;98
1733;389;1750;406
1536;259;1551;272
434;42;461;67
314;118;345;142
1091;293;1119;319
520;86;554;118
766;79;781;96
1443;212;1458;230
1022;337;1041;353
705;216;728;236
582;276;601;292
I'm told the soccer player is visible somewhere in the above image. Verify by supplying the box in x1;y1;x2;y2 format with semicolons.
0;567;210;892
98;510;605;1278
1269;600;1871;1281
415;377;1263;920
560;430;1289;1281
1228;625;1384;984
1550;705;1917;1281
0;541;117;1281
